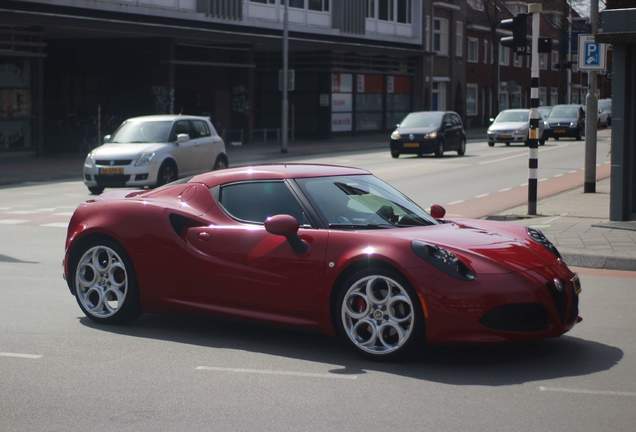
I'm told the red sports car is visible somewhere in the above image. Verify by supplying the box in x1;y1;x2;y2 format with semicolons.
64;164;581;359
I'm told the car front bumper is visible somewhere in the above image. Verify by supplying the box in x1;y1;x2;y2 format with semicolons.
487;131;527;143
83;162;160;188
390;138;441;154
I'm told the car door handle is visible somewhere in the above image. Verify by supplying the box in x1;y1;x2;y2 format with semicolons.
198;232;211;241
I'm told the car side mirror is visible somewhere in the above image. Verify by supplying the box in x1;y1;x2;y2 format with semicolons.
103;134;111;143
265;214;308;254
176;133;190;144
489;117;495;123
430;204;446;219
395;123;400;128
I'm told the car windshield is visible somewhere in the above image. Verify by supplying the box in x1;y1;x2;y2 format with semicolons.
538;107;552;118
110;120;173;143
399;112;444;129
549;106;579;119
599;100;611;111
494;111;529;123
297;175;436;229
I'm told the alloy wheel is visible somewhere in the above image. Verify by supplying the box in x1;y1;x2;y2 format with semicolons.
341;275;415;355
75;246;128;318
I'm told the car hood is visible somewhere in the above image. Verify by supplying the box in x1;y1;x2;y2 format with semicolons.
488;122;528;131
373;219;555;273
90;143;168;159
397;126;438;135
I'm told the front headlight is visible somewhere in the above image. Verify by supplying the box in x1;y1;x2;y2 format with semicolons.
527;227;561;259
390;130;401;140
570;121;577;127
134;152;156;166
84;152;95;168
424;131;438;139
411;240;476;280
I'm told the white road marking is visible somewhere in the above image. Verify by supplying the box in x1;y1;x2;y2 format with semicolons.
478;143;569;166
6;208;56;215
0;207;11;210
52;212;74;217
539;386;636;397
40;223;68;228
539;178;548;182
446;199;465;206
0;352;42;359
475;193;490;198
0;219;28;225
195;366;358;380
521;182;528;187
554;173;564;177
498;187;512;192
568;170;578;174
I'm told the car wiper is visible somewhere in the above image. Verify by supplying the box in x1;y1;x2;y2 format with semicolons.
328;223;395;230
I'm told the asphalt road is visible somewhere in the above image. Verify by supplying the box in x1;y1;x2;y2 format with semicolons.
2;133;633;432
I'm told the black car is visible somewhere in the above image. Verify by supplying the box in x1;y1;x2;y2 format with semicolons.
390;111;466;158
546;104;585;140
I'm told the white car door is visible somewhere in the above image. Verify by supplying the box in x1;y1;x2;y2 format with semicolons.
171;120;198;175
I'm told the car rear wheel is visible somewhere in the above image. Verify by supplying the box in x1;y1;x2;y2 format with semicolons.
71;238;141;324
88;186;104;195
213;154;228;170
488;141;495;147
335;268;424;360
457;138;466;156
157;160;178;187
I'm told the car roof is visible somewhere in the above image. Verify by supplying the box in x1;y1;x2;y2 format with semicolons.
500;109;529;112
125;115;210;122
406;110;458;115
191;164;370;187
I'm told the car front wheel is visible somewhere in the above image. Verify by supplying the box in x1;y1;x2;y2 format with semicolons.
335;268;424;360
457;138;466;156
71;238;141;324
156;160;178;186
390;150;400;159
434;141;444;158
213;154;228;170
88;186;104;195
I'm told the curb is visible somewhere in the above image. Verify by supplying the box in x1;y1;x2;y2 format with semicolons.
561;251;636;271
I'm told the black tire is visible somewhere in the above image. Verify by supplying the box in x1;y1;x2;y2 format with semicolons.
488;141;495;147
88;186;104;195
555;136;560;141
391;150;400;159
156;160;178;187
457;138;466;156
576;133;582;141
70;237;141;325
434;141;444;158
334;266;425;360
540;138;546;146
506;142;511;147
213;154;229;170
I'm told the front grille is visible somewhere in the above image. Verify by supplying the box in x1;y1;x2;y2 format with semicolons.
94;175;130;187
480;303;549;332
95;159;132;166
547;278;579;324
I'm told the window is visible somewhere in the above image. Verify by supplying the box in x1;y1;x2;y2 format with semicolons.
379;0;394;21
431;82;446;111
455;21;463;57
191;120;211;138
366;0;375;18
510;90;521;108
397;0;411;23
551;50;559;71
467;37;479;63
513;52;523;67
539;87;548;106
308;0;329;11
433;17;449;55
171;120;192;141
483;39;489;64
499;90;509;111
289;0;305;8
219;181;308;225
499;45;510;66
539;53;548;70
551;87;559;105
466;84;478;116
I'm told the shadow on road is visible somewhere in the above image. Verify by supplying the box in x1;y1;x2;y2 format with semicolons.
80;313;622;386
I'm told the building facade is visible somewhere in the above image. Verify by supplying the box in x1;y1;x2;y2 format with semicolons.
1;0;424;154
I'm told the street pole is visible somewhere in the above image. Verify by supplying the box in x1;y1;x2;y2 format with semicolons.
281;0;289;153
567;1;572;103
584;0;599;193
528;3;542;216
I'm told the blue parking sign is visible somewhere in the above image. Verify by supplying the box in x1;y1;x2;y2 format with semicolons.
578;34;606;71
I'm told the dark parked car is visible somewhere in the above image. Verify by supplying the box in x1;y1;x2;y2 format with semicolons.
390;111;466;158
546;105;585;140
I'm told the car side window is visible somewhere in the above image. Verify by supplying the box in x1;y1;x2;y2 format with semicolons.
218;181;309;226
452;114;463;127
442;116;453;129
192;120;211;138
171;120;191;140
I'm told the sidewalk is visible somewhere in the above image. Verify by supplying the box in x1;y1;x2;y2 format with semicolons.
0;128;487;186
494;178;636;271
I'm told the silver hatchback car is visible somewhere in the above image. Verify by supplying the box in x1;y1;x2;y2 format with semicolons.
83;115;228;195
487;109;546;147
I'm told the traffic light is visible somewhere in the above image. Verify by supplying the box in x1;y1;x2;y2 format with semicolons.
499;13;527;53
538;37;553;53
